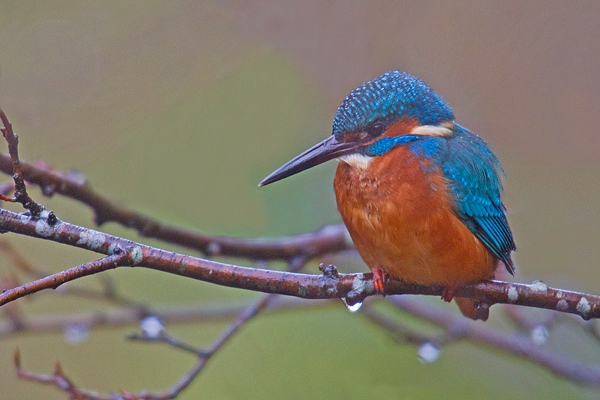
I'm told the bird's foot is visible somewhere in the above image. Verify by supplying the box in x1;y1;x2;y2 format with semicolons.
441;287;456;303
372;267;388;295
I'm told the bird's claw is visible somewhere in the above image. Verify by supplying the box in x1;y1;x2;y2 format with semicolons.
441;287;456;302
373;267;388;294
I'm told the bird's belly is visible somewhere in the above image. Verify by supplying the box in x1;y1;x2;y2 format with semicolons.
334;153;497;287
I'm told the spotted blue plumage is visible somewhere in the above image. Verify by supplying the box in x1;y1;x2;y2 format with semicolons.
333;71;454;139
334;71;516;273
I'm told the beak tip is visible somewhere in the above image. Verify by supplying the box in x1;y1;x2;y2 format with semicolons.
257;177;271;188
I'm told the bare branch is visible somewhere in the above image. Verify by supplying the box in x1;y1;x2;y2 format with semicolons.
0;108;351;259
387;296;600;386
125;257;308;399
12;258;311;399
1;251;132;306
0;206;599;320
15;350;119;400
0;157;350;260
0;110;43;215
0;296;328;338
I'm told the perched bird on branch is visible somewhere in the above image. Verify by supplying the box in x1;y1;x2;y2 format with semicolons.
260;71;515;320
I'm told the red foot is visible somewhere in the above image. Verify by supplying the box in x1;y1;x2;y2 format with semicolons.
441;287;456;303
373;267;388;294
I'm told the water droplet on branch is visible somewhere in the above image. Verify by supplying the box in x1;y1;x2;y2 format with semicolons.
341;298;362;312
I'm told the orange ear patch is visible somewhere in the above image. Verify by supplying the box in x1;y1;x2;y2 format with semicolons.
381;117;421;139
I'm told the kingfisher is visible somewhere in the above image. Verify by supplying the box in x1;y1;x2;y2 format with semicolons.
259;71;515;320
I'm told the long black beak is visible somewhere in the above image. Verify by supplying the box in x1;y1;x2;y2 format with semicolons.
259;135;360;187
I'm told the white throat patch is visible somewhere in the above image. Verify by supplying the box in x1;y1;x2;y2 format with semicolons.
339;153;373;169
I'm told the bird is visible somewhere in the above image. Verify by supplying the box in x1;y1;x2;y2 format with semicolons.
259;71;515;321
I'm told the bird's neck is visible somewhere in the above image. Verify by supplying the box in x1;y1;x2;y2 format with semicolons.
334;144;448;216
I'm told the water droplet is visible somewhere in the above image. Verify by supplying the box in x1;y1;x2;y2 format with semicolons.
531;325;549;345
140;316;164;338
341;298;362;312
63;323;89;345
55;282;68;293
417;343;440;364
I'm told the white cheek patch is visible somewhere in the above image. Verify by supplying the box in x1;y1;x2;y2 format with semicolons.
339;153;373;169
411;124;453;137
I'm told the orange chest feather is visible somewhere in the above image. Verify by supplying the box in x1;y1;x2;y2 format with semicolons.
334;146;497;286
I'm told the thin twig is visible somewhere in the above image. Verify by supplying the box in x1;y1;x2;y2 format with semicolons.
0;109;43;215
128;257;307;399
0;240;139;307
1;250;132;305
15;349;113;400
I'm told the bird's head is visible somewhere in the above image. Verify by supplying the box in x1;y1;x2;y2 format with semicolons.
259;71;455;187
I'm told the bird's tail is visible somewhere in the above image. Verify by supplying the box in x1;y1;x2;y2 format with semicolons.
455;297;489;321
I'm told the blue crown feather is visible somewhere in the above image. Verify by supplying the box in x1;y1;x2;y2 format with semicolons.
332;71;454;138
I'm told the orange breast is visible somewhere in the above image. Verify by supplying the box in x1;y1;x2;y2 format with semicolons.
334;145;497;287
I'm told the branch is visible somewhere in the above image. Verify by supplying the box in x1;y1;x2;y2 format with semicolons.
15;349;120;400
0;150;351;260
0;106;350;260
0;297;328;338
385;296;600;386
13;258;311;399
0;109;43;215
1;250;132;306
0;207;598;320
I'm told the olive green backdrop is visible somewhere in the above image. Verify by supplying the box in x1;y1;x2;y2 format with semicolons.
1;2;599;399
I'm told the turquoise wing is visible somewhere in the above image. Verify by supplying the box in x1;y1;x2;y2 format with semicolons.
440;127;516;274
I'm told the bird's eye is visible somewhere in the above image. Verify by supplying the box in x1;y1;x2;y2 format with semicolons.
366;122;386;138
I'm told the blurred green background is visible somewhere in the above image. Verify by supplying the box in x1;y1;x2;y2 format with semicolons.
1;1;600;399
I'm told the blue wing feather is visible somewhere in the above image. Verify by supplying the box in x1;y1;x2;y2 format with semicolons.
414;125;516;274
